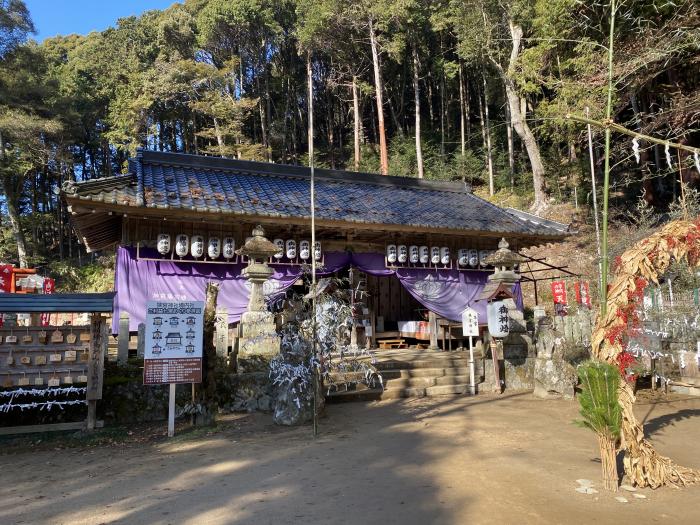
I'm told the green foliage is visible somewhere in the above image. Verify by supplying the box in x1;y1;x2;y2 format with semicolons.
0;0;34;58
0;0;697;268
576;360;622;440
48;255;115;293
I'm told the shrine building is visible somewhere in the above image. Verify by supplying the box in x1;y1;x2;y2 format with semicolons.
62;149;570;349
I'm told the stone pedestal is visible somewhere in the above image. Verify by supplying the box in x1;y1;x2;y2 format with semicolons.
236;228;282;372
533;317;576;399
502;297;534;359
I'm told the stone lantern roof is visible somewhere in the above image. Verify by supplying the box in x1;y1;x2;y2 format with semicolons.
483;238;525;270
236;225;279;259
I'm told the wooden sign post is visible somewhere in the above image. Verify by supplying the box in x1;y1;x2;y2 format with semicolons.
462;307;479;395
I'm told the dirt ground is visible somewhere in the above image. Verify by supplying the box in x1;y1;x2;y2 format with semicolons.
1;392;699;525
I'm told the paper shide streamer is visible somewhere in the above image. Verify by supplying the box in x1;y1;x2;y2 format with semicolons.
632;137;641;164
665;143;673;170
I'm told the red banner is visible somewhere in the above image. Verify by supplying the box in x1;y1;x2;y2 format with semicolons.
43;277;55;294
0;265;12;293
551;280;568;316
40;277;55;326
574;281;592;308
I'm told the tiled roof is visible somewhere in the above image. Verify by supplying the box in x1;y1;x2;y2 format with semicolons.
63;150;569;238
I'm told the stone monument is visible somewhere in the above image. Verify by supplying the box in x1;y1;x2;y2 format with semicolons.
236;225;281;372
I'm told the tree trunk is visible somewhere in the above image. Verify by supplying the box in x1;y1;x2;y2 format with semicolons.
213;117;225;156
482;74;495;196
352;76;361;171
505;101;515;189
495;20;548;212
459;63;466;157
412;45;424;179
440;63;446;157
197;282;220;426
427;69;435;129
369;18;389;176
1;175;29;268
598;434;619;492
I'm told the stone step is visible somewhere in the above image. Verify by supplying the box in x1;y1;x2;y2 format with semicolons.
374;358;470;371
384;374;470;389
325;387;384;403
670;385;700;397
380;367;470;379
681;377;700;387
426;384;469;396
379;383;471;399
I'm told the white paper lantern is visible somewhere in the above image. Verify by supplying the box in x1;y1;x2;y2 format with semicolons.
300;240;311;260
440;247;450;265
468;249;479;268
479;250;490;267
397;245;408;264
286;239;297;259
487;300;510;338
314;241;322;261
419;246;429;264
409;245;419;264
157;233;171;255
431;246;440;265
273;239;284;259
386;244;397;264
175;234;189;257
207;237;221;259
458;249;469;267
190;235;204;258
223;237;235;259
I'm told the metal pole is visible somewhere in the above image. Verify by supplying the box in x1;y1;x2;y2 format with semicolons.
600;0;617;317
307;51;318;438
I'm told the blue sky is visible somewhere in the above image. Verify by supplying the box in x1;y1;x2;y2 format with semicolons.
25;0;177;41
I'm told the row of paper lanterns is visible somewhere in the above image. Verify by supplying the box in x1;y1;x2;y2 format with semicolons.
386;245;494;267
272;239;322;261
156;234;322;261
157;234;235;259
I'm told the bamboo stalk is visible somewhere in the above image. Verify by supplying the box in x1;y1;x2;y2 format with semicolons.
600;0;617;318
565;114;700;156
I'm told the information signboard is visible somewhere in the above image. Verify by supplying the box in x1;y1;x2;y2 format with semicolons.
144;301;204;385
462;307;479;337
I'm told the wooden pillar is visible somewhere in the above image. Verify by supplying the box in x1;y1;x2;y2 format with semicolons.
87;313;106;431
215;308;229;358
429;311;439;350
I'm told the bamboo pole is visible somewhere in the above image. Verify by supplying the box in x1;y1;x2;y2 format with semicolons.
585;107;603;295
599;0;617;318
565;114;700;155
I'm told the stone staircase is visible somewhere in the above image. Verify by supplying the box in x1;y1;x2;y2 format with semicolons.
670;377;700;397
326;350;474;402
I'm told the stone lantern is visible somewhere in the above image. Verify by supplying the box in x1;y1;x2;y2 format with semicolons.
236;225;281;370
478;238;530;392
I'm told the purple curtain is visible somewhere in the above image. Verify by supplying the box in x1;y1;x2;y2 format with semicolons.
113;247;302;332
349;252;522;322
114;247;523;332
